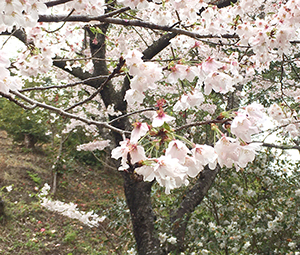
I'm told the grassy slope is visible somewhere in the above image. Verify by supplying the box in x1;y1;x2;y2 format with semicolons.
0;130;130;255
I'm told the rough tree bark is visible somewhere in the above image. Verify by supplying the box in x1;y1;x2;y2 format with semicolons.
170;166;220;253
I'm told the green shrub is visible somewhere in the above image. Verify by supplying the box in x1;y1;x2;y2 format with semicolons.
0;98;49;147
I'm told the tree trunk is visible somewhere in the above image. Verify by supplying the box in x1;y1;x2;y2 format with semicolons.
170;166;220;253
123;174;166;255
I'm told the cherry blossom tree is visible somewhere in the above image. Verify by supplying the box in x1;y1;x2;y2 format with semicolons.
0;0;300;254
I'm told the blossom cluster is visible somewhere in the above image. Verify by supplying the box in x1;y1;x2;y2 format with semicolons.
268;103;300;138
181;152;300;254
124;50;163;105
0;50;22;94
231;103;265;142
0;0;47;29
112;103;265;194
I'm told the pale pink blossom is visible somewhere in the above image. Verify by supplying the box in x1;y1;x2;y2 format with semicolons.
124;49;143;66
231;113;259;142
285;123;300;138
136;156;189;194
0;50;10;67
268;103;285;122
152;109;175;127
111;140;146;170
204;72;234;95
215;137;240;168
237;143;261;168
184;155;202;178
0;76;22;94
173;89;204;112
118;0;149;9
202;57;224;74
136;164;156;182
124;89;145;105
130;122;149;143
192;144;218;170
167;64;189;84
245;103;265;121
153;156;188;194
165;140;190;164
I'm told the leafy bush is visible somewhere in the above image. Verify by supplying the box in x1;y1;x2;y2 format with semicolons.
0;98;49;147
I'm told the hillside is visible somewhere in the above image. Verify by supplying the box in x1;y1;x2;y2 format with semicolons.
0;130;128;255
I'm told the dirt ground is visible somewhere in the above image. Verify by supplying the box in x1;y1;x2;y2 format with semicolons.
0;130;127;254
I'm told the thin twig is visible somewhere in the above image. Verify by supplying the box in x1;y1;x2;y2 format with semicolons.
64;56;125;112
91;151;116;171
108;106;158;124
260;142;300;151
20;74;111;92
52;57;119;62
175;118;230;131
44;8;75;33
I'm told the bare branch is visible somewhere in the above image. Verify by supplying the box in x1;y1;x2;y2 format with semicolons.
108;106;158;124
45;0;73;7
10;90;128;135
53;57;92;81
20;74;110;92
0;28;28;45
170;166;220;252
0;91;37;110
44;8;76;33
260;142;300;151
175;118;230;131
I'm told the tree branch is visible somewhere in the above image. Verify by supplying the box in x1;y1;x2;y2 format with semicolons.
10;90;127;135
0;91;36;109
170;165;220;253
19;74;110;92
0;28;28;45
175;118;230;132
261;142;300;151
65;56;125;111
38;14;238;40
53;57;93;81
45;0;73;7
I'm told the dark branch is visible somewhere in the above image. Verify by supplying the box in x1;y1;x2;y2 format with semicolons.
142;32;177;60
0;91;36;109
170;166;220;253
0;28;28;45
45;0;73;7
175;118;230;131
10;90;127;135
261;142;300;151
53;57;92;81
38;15;239;40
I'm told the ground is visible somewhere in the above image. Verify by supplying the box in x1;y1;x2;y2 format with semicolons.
0;130;129;255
